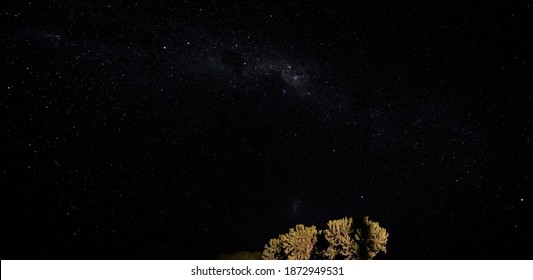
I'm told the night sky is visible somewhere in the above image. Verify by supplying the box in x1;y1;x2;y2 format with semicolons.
3;1;531;259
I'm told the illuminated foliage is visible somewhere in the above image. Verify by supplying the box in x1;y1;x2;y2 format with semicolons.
263;225;318;260
263;216;388;260
322;217;359;259
355;216;389;259
262;235;285;260
280;224;318;260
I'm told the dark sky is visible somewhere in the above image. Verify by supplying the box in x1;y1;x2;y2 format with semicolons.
3;1;531;259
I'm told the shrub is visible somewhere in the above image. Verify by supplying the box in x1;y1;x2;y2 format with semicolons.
263;216;388;260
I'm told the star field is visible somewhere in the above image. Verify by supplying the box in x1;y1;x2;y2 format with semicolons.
3;1;531;259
